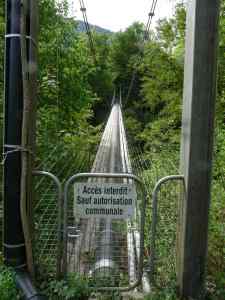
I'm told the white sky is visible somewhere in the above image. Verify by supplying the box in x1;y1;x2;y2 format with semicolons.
68;0;176;32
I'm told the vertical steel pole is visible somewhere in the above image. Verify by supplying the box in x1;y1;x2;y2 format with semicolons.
178;0;220;298
4;0;26;268
4;0;38;271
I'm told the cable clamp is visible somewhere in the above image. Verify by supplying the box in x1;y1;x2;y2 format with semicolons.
148;12;154;17
5;34;37;47
1;144;33;165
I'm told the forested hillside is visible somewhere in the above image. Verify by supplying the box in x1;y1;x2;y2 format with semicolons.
0;0;224;299
76;20;112;34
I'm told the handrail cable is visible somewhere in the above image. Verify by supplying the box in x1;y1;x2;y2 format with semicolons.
126;0;158;101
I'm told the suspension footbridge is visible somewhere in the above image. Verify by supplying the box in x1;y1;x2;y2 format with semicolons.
64;97;145;290
0;0;221;299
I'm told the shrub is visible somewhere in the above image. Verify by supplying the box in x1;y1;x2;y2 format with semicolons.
0;266;20;300
45;273;91;300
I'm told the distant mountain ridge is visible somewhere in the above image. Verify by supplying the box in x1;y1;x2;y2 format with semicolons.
77;20;113;34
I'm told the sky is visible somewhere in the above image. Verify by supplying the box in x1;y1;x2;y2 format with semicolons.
67;0;176;32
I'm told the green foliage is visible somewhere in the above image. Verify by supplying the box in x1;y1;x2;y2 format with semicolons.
0;266;20;300
123;2;225;298
139;41;183;152
36;0;104;170
144;285;177;300
94;291;122;300
44;273;91;300
109;22;144;99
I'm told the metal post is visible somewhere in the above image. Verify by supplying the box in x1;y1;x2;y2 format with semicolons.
178;0;220;298
3;0;38;270
4;0;26;268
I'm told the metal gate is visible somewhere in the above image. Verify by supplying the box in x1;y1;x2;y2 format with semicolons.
33;171;63;278
62;172;147;291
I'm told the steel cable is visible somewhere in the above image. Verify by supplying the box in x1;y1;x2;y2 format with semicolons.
126;0;159;101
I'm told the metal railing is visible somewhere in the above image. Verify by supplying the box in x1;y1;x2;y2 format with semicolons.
33;171;63;278
148;175;184;284
32;143;93;279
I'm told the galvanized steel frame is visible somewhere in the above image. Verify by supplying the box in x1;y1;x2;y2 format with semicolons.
148;175;184;284
33;171;63;278
63;172;147;292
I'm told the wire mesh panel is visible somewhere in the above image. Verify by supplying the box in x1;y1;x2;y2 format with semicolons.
129;147;185;287
33;145;92;279
34;174;61;277
152;179;184;287
67;219;132;287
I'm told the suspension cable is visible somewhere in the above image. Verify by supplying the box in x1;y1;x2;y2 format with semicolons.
145;0;158;41
126;0;158;101
79;0;97;63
